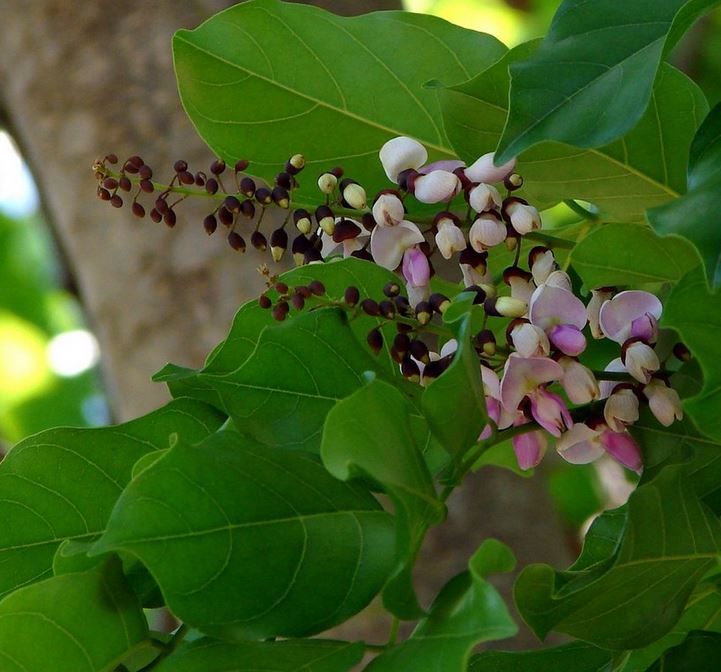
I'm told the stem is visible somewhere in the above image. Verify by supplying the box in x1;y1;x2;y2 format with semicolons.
591;370;635;381
386;617;400;646
524;231;575;249
563;199;599;222
143;624;189;670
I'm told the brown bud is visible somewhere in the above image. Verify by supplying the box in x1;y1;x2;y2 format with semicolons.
344;286;360;306
205;178;219;195
271;185;290;209
379;300;396;319
259;294;272;309
235;159;250;172
293;209;313;235
367;328;383;354
401;356;421;383
291;293;305;311
409;339;430;365
110;194;123;208
240;177;256;197
138;165;153;180
173;160;188;173
255;187;272;205
140;179;154;193
163;210;177;227
203;214;218;235
210;159;226;175
251;230;267;251
118;176;131;192
218;207;233;227
415;301;433;325
224;195;242;213
429;293;450;314
150;209;162;223
383;282;401;298
309;280;326;296
131;202;145;218
361;298;380;316
227;232;246;252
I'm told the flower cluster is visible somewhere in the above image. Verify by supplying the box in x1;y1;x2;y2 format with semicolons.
96;136;687;476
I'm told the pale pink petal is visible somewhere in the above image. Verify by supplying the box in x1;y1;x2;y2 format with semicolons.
468;183;502;213
599;290;663;344
623;341;660;383
413;170;461;204
559;357;599;405
643;379;683;426
372;193;405;228
464;152;517;184
529;388;572;437
500;354;564;414
435;219;466;259
556;423;605;464
599;357;627;399
529;285;588;331
402;247;430;288
379;136;427;182
419;159;465;173
370;220;424;270
588;288;614;339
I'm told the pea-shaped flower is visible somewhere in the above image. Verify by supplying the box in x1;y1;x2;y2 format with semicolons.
529;285;588;356
379;136;427;183
464;152;516;184
598;290;662;343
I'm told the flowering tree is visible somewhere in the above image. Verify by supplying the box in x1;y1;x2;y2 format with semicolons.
1;1;721;670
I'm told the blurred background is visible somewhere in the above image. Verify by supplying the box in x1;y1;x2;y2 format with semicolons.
0;0;719;645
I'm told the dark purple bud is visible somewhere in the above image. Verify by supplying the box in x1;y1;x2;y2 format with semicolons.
203;214;217;235
367;328;383;354
379;300;396;319
259;294;272;309
383;282;401;298
251;231;267;251
110;194;123;208
361;298;380;316
332;218;361;243
138;164;153;180
429;293;450;314
224;195;242;213
255;187;272;205
275;172;292;190
150;209;162;223
131;202;145;218
140;179;154;193
344;286;360;306
218;207;233;227
409;339;430;364
271;185;290;209
309;280;326;296
210;159;226;175
240;177;256;197
205;178;219;195
173;160;188;173
227;232;246;252
291;293;305;311
401;357;421;382
163;210;177;227
235;159;249;172
118;176;132;192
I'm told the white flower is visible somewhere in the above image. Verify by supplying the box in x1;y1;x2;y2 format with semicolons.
379;136;427;183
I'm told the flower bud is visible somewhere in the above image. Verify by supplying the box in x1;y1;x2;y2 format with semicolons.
292;234;310;266
412;170;461;204
468;183;502;213
604;387;639;433
528;247;556;286
317;172;337;194
315;205;335;236
503;266;535;304
485;296;528;318
622;340;660;384
558;357;599;404
505;199;541;235
270;228;288;262
271;186;290;209
510;321;550;358
464;152;516;184
287;153;305;174
341;180;367;209
643;379;683;427
469;212;506;251
379;136;428;182
434;215;466;259
587;287;614;339
293;209;312;235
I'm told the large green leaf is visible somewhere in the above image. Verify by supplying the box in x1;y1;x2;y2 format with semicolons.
365;539;517;672
663;266;721;441
93;431;396;641
155;639;363;672
649;103;721;288
439;46;708;222
570;224;700;288
514;466;721;649
173;0;505;202
201;307;383;452
494;0;719;163
0;558;148;672
0;398;224;599
468;641;612;672
646;631;721;672
422;300;486;458
321;378;444;619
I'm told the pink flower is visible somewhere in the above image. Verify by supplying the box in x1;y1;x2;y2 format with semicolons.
402;247;431;308
370;219;424;270
643;379;683;426
435;215;466;259
598;290;662;344
622;341;660;384
529;285;588;356
513;423;548;470
558;356;599;405
556;422;643;473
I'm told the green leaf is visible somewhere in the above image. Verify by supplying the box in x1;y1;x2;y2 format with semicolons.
495;0;719;163
649;103;721;288
158;258;407;409
570;224;700;288
646;631;721;672
321;378;444;619
439;46;708;222
468;641;613;672
422;300;486;457
619;585;721;671
155;639;364;672
0;557;148;672
93;431;396;640
173;0;505;203
201;307;383;452
0;398;224;599
663;266;721;441
514;466;721;649
365;539;517;672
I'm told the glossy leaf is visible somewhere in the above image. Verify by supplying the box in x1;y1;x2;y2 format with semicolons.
366;539;516;671
469;641;612;672
201;307;382;452
173;0;505;203
495;0;719;163
93;431;396;640
0;558;148;672
570;224;700;288
514;466;721;649
0;398;224;598
649;103;721;288
155;638;363;672
439;46;708;221
663;266;721;441
322;378;444;618
422;299;486;457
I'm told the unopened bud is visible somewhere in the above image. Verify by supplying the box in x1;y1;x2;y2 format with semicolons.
484;296;527;318
475;329;496;357
271;186;290;209
361;298;380;316
286;153;305;174
429;293;450;314
344;286;360;306
367;328;383;354
251;230;267;251
415;301;433;325
240;177;256;197
255;187;272;205
504;173;524;191
317;172;338;194
383;282;401;298
309;280;325;296
341;180;367;209
315;205;335;236
227;232;246;252
293;209;312;234
379;300;396;319
401;357;421;383
292;235;310;266
270;228;288;262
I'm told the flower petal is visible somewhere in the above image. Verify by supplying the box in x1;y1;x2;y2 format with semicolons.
556;423;605;464
370;220;424;270
599;429;643;473
379;136;427;182
500;354;564;413
464;152;516;184
599;290;663;343
529;285;588;331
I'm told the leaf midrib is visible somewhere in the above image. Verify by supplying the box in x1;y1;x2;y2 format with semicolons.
175;33;454;157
